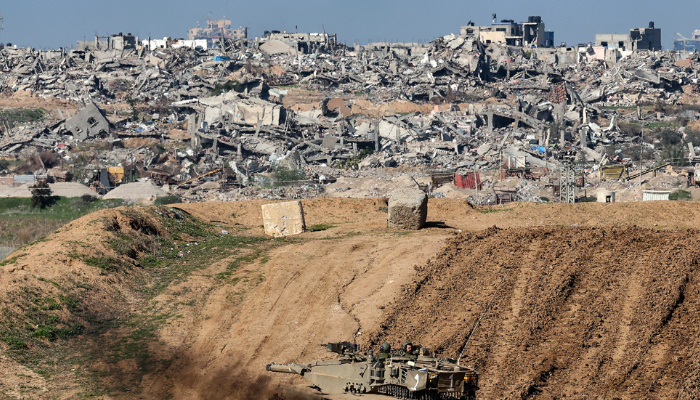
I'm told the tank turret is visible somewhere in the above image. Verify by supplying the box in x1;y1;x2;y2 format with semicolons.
266;341;479;399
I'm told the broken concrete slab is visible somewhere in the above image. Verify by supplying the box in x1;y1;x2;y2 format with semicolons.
262;201;306;237
64;102;110;141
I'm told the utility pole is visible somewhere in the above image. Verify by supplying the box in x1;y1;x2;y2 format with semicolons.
560;150;576;203
640;124;644;197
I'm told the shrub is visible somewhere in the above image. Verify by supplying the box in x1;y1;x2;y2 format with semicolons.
670;190;692;201
39;151;60;168
211;80;244;96
618;121;642;137
80;194;98;203
658;128;683;148
684;129;700;146
30;180;54;209
1;335;27;350
270;167;305;187
154;195;181;205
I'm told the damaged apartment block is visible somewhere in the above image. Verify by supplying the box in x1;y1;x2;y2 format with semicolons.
64;102;110;141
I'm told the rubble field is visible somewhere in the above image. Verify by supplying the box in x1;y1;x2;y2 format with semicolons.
1;199;700;399
1;34;700;204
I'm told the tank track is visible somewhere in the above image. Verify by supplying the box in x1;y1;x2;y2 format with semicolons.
376;385;476;400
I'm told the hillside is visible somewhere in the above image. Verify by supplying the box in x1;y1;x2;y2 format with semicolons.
1;199;700;399
370;226;700;399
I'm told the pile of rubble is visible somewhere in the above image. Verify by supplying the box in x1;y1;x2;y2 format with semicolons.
0;34;698;203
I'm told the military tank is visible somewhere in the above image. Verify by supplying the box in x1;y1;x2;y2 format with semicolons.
266;341;479;400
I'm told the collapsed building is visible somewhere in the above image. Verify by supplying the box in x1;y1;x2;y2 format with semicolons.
77;33;138;51
595;22;662;51
461;15;555;48
260;31;340;55
0;17;698;204
188;19;247;41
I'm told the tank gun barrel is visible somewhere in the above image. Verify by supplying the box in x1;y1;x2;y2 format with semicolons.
266;363;308;375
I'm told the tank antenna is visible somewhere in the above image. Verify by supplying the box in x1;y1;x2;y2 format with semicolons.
457;277;507;365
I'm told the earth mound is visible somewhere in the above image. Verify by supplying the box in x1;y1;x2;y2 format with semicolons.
369;226;700;399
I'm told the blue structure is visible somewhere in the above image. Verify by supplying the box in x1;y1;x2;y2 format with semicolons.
544;31;555;48
674;30;700;52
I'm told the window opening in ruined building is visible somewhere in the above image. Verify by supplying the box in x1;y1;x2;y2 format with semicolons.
601;41;608;47
87;117;98;127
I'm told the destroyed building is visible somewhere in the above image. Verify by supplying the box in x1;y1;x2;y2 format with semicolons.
77;33;138;51
674;30;700;52
0;15;698;205
262;31;339;54
64;102;110;141
188;19;247;41
595;22;662;51
461;15;554;48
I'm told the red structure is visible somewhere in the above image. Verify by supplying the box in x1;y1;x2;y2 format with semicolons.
454;172;482;189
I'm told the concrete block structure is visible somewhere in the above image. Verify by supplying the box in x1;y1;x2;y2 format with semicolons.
262;201;306;237
595;22;661;51
388;188;428;230
64;102;110;141
188;19;247;41
461;15;553;48
77;33;137;51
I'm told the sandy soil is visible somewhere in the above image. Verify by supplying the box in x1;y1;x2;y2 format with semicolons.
372;225;700;399
3;199;700;399
0;90;79;117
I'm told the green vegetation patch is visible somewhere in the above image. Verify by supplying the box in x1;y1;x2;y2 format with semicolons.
670;189;692;201
0;197;127;220
0;205;286;396
307;223;335;232
269;167;307;188
153;195;181;205
211;80;244;96
0;108;46;123
0;197;128;247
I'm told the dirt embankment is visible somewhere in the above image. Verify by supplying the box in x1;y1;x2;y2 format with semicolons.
370;226;700;400
4;199;700;399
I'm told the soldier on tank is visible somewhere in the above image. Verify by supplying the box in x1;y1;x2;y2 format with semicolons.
376;342;392;359
399;341;419;359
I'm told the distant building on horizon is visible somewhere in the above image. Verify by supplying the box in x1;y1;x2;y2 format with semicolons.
77;33;137;51
674;30;700;52
188;19;247;42
262;30;338;54
595;22;662;51
460;15;555;48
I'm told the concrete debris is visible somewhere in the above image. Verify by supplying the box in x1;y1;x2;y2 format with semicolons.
388;188;428;230
261;200;306;237
0;25;698;203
